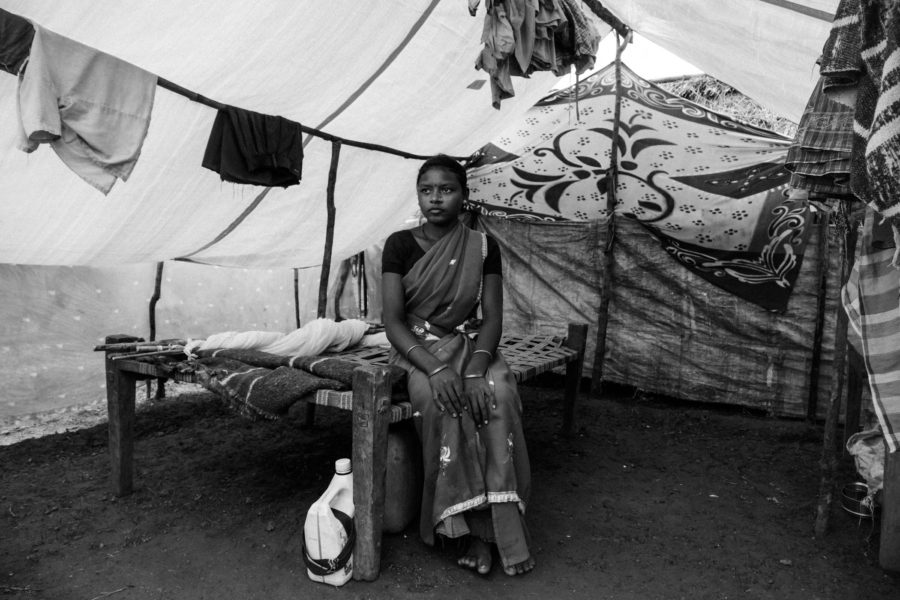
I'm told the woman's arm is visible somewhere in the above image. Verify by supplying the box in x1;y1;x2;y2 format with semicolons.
382;272;464;416
462;273;502;426
464;273;502;377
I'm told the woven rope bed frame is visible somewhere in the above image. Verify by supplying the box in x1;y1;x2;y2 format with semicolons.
101;322;588;581
312;331;585;423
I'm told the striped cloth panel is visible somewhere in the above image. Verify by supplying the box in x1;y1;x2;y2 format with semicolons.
843;208;900;453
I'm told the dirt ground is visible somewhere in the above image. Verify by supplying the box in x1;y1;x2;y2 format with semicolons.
1;375;898;600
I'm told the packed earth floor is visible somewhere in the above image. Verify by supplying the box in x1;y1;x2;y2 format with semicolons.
1;375;898;600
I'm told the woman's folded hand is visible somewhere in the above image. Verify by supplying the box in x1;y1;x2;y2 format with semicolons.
463;376;494;427
428;368;463;417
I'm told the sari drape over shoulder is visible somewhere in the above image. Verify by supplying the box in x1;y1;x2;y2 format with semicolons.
389;223;531;569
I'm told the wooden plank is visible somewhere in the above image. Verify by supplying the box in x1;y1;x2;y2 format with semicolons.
351;365;392;581
562;322;589;438
104;335;141;496
881;445;900;571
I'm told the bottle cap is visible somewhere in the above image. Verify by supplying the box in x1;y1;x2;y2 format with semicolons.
335;458;352;475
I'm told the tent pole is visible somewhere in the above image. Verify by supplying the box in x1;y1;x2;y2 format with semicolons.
806;207;832;422
148;261;166;400
309;140;341;428
317;141;342;318
590;31;631;396
814;198;856;537
293;268;301;329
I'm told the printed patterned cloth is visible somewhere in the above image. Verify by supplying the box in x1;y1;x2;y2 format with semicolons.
852;0;900;236
819;0;863;91
843;208;900;453
466;61;809;312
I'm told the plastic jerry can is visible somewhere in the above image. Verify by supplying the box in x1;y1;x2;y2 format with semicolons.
303;458;355;586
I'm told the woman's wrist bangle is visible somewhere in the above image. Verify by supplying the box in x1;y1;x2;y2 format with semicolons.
427;364;448;378
463;373;485;379
404;343;424;360
472;349;493;360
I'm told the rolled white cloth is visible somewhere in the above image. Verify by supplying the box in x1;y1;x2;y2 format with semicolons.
184;318;370;358
184;330;283;356
258;318;369;357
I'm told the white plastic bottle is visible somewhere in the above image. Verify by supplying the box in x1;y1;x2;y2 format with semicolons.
303;458;354;586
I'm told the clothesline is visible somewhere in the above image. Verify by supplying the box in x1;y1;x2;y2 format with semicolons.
155;76;466;162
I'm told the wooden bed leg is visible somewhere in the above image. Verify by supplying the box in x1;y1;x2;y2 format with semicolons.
881;445;900;571
562;322;589;438
351;365;392;581
104;335;140;496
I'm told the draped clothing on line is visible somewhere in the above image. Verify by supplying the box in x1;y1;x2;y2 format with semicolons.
383;223;532;569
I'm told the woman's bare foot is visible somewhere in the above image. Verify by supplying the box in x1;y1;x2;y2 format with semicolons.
502;555;535;576
457;537;492;575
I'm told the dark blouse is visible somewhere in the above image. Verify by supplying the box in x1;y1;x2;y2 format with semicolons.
382;229;502;276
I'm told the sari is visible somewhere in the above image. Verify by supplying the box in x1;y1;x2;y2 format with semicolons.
388;223;532;569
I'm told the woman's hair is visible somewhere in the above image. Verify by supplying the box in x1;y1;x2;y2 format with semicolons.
417;155;468;192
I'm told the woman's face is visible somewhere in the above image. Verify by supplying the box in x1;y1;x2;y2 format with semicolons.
417;167;467;227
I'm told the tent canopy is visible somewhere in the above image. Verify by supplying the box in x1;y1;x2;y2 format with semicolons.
0;1;837;270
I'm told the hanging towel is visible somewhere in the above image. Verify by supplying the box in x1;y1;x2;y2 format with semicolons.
202;106;304;187
0;8;33;75
16;24;157;194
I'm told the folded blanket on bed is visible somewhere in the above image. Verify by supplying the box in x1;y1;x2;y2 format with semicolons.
193;356;344;420
194;347;408;391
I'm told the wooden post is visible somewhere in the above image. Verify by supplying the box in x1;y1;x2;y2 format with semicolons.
844;346;865;452
590;32;631;396
308;140;342;428
807;209;831;422
562;322;589;438
814;201;856;537
317;140;341;318
293;268;301;329
351;365;392;581
104;334;141;496
149;261;166;400
881;445;900;571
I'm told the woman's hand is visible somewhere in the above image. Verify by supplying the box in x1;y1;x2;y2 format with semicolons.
429;368;464;417
463;376;494;427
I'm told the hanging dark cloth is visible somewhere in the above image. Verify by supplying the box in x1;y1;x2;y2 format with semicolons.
0;8;34;75
202;106;304;187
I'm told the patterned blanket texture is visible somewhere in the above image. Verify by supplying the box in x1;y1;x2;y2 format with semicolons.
157;319;407;420
190;349;407;420
465;61;811;312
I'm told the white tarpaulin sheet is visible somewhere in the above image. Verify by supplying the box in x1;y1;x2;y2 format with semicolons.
0;1;564;268
601;0;839;122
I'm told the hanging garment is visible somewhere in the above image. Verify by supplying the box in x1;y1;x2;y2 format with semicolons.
786;78;854;196
16;24;157;194
0;8;33;75
818;0;863;92
852;1;900;229
202;106;304;187
842;208;900;453
475;0;602;108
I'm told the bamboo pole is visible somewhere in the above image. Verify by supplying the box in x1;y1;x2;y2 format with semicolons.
590;31;631;396
148;261;166;399
317;141;341;318
148;262;164;342
806;208;832;421
293;268;301;329
156;77;462;162
814;199;856;537
308;140;342;428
